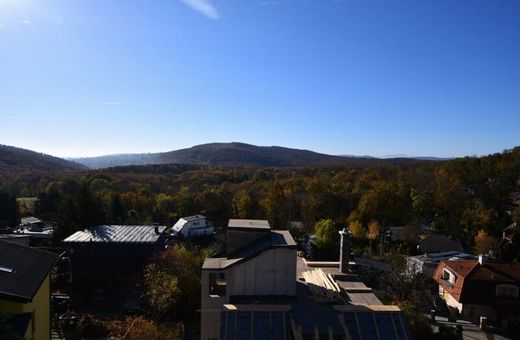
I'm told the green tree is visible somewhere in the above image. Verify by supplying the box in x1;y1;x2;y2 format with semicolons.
314;219;339;258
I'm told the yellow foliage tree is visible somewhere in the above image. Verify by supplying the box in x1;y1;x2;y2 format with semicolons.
474;230;497;255
349;220;365;239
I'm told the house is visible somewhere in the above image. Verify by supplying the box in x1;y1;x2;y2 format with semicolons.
407;251;477;277
172;215;213;239
62;225;167;297
433;256;520;330
418;234;464;253
0;240;58;340
200;220;411;340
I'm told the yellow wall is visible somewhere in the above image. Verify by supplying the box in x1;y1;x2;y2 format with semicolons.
0;275;51;340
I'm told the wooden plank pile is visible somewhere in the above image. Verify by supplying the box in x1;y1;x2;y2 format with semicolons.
302;268;344;303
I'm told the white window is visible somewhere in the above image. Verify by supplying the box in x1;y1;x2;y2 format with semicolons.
496;284;519;298
441;269;456;284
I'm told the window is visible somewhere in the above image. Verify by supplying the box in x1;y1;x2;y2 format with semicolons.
496;284;519;298
441;269;455;284
209;272;227;297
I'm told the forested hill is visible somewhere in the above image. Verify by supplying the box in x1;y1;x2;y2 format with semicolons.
0;144;86;174
71;142;425;169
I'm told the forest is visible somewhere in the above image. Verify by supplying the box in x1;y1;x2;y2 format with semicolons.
1;146;519;252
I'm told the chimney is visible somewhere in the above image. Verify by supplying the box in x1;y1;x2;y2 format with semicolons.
154;223;160;235
339;228;350;273
478;254;486;266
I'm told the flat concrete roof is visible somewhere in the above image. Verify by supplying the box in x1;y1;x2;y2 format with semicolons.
228;219;270;230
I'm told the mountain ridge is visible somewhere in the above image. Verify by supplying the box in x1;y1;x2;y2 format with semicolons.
70;142;438;169
0;144;86;173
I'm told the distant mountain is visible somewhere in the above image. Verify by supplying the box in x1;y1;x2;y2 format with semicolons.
380;154;453;161
71;142;431;169
0;144;86;173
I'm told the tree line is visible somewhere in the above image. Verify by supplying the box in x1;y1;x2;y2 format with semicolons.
0;147;518;251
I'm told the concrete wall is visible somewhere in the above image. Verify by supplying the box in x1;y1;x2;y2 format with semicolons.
200;247;296;340
200;270;229;340
228;248;296;296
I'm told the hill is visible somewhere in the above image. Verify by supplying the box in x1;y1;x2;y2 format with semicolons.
0;144;86;174
71;142;426;169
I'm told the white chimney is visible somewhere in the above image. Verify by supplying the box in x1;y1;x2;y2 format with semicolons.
478;254;486;266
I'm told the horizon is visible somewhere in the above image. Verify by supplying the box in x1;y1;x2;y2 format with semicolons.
1;0;519;158
1;140;505;160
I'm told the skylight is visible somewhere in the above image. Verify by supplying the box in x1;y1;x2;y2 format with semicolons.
0;266;14;273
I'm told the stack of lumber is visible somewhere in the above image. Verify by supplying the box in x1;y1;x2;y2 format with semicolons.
302;268;344;303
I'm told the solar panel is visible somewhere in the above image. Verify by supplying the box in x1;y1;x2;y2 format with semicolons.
237;312;252;340
357;312;378;340
271;312;285;340
254;312;271;339
375;313;398;340
342;312;361;340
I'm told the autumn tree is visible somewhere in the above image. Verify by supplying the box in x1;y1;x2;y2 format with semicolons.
348;220;365;239
263;183;289;229
109;316;182;340
474;229;498;255
144;245;207;321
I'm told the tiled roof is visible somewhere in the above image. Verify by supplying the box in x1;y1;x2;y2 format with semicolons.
434;259;520;303
0;241;57;302
62;225;166;244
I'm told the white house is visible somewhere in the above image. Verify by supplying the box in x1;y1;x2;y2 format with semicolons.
172;215;213;239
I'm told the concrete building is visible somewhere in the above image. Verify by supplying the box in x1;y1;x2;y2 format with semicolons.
0;240;58;340
200;221;411;340
172;215;214;239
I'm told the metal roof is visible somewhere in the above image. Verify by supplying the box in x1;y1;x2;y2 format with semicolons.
181;215;206;222
62;225;166;244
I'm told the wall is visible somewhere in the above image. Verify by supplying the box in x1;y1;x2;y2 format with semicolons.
228;248;296;297
0;275;51;340
200;270;229;340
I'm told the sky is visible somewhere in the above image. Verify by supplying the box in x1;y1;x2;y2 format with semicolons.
0;0;519;158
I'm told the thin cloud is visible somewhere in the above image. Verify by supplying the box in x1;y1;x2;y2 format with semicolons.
179;0;219;19
20;20;31;25
0;24;5;30
99;101;120;106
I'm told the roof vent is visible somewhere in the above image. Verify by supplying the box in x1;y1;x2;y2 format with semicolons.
0;266;14;273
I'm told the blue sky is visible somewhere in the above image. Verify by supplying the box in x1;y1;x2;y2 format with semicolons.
0;0;519;158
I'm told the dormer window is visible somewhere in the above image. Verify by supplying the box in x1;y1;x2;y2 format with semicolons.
441;268;456;284
496;284;519;298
